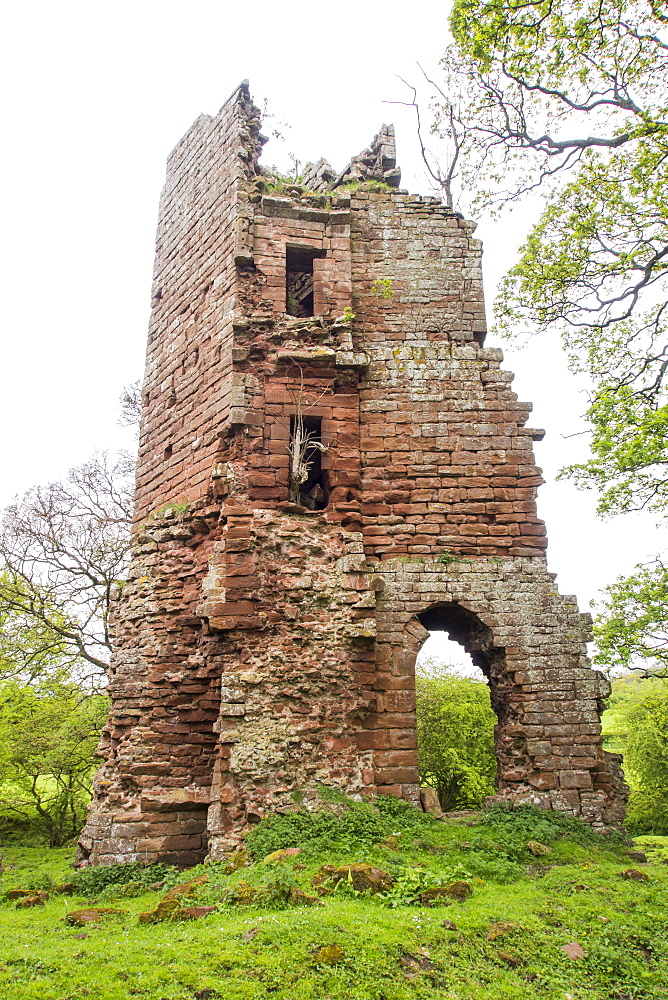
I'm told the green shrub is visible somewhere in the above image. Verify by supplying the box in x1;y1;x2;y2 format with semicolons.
626;790;668;835
416;669;497;810
623;684;668;834
244;801;388;860
0;682;109;847
70;861;178;897
472;804;600;859
374;794;433;825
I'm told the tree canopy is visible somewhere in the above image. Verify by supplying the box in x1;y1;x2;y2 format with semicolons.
0;676;108;846
601;673;668;831
440;0;668;512
438;0;668;673
0;452;133;685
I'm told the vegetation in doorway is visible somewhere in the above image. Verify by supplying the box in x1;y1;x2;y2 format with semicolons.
416;665;497;811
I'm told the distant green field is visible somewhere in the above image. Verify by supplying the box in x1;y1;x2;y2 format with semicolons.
1;806;667;1000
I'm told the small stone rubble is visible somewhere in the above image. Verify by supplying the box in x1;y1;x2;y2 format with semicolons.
78;81;627;868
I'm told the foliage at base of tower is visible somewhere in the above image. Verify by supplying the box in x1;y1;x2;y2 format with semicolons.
622;682;668;834
602;673;668;833
0;679;108;847
416;670;497;810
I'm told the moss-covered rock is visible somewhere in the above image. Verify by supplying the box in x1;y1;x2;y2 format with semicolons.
223;849;251;873
288;887;324;907
15;891;49;908
65;908;125;927
527;841;551;856
487;921;520;940
171;905;217;921
420;881;472;905
224;880;259;906
311;864;337;894
137;898;183;924
6;889;44;901
328;863;394;894
262;849;301;865
620;868;650;882
315;944;345;965
164;875;209;900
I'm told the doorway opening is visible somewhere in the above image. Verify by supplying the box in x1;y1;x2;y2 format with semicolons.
414;603;501;812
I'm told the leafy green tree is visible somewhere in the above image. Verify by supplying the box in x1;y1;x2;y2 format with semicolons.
440;0;668;512
432;0;668;668
594;561;668;674
0;678;108;846
618;680;668;832
0;452;133;685
601;670;665;751
0;572;74;684
416;666;497;810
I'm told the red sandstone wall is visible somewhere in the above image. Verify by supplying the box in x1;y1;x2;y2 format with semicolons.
78;111;627;867
135;84;262;522
350;191;547;560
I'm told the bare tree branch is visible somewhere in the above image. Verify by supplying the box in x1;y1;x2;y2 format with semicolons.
0;452;134;684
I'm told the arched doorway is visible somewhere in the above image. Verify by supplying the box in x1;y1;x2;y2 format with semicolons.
413;603;503;811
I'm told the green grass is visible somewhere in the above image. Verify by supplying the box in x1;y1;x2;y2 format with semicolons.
1;806;668;999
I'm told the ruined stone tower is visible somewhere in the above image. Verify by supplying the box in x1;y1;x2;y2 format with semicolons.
78;83;627;867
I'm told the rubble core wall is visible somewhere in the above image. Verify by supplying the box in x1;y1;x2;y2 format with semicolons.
78;502;223;867
79;90;628;867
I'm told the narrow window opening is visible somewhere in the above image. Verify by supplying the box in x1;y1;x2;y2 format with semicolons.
164;444;173;459
288;414;328;509
286;247;325;317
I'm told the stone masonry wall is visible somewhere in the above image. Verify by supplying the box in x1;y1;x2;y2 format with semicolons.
79;87;626;867
135;82;263;522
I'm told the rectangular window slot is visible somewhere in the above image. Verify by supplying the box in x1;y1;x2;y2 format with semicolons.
288;414;328;509
286;246;325;317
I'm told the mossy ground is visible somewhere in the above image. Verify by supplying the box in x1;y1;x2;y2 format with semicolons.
1;811;668;1000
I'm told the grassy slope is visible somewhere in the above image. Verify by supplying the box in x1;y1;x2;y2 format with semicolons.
1;809;668;1000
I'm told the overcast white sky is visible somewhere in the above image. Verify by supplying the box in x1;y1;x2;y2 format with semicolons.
0;0;662;633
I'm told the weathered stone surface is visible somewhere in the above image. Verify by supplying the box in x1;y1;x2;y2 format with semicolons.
420;787;444;818
329;863;394;894
421;881;473;905
65;908;125;926
78;81;627;868
560;941;586;960
14;892;49;908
